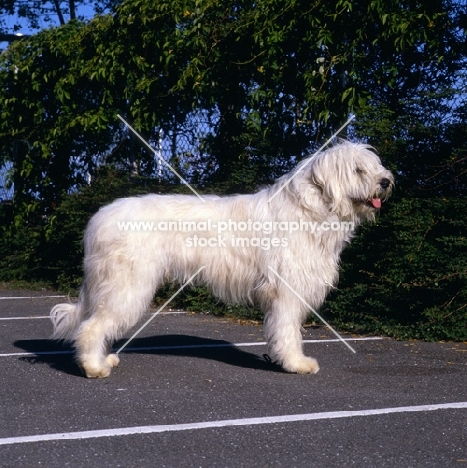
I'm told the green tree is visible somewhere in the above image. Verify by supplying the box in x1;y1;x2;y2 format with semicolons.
2;0;465;208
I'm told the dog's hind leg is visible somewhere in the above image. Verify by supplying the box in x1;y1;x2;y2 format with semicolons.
74;314;120;378
263;295;319;374
74;274;159;378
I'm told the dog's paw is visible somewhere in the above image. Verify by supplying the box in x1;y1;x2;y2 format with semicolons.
79;360;112;378
283;356;320;375
84;365;112;378
106;353;120;368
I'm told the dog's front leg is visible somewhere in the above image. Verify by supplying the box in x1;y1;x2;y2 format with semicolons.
263;297;319;374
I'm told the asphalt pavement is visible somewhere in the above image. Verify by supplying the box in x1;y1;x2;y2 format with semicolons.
0;289;466;467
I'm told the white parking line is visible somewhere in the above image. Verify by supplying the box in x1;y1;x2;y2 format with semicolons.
1;401;466;446
0;296;67;300
0;337;383;358
0;316;50;320
0;311;187;321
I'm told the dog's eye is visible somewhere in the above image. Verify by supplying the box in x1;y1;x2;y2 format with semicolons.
355;167;364;175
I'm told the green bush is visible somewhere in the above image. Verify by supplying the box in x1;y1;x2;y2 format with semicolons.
0;167;173;289
0;201;44;283
322;197;467;341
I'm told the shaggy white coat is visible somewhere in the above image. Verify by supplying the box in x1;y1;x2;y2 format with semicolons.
51;141;394;378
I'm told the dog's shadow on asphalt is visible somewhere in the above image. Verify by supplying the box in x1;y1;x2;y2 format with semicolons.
13;334;284;378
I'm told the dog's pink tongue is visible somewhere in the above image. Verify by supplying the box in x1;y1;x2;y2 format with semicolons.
370;198;382;209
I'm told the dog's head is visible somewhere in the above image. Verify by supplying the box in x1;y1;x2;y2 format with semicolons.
291;141;394;222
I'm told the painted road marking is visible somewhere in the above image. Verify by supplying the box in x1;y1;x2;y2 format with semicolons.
0;316;51;320
1;402;466;446
0;337;383;358
0;296;67;300
0;311;187;321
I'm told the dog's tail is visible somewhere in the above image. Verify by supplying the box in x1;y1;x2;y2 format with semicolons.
50;300;85;343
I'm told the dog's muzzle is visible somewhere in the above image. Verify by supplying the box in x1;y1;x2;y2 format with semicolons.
364;177;393;209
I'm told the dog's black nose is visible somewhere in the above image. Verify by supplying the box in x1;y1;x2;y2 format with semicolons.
380;178;391;189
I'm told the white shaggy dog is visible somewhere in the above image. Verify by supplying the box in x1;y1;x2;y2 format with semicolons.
51;141;393;378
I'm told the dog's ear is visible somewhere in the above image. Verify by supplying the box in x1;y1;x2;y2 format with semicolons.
309;162;351;216
308;158;330;198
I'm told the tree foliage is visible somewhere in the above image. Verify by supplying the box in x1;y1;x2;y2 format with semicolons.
2;0;465;207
